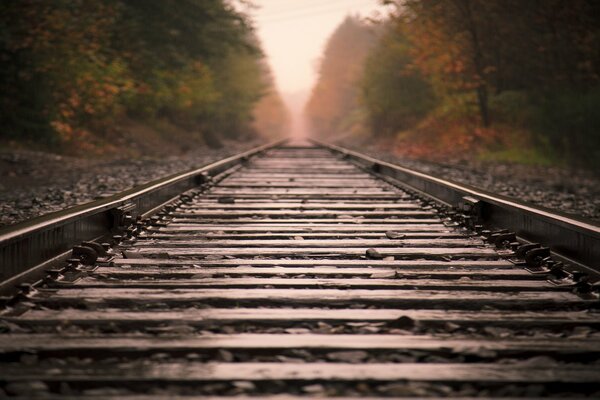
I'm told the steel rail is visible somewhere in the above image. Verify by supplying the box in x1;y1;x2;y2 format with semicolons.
312;139;600;274
0;139;285;292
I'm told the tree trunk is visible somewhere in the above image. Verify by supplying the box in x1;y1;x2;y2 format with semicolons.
476;85;490;127
454;0;491;126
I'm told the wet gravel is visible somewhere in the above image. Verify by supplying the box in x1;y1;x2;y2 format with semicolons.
0;139;264;228
337;140;600;223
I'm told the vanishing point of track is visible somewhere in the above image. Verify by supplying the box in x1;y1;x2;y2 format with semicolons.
0;140;599;398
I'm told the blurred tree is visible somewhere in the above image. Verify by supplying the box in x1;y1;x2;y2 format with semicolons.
0;0;278;150
400;0;600;126
252;63;290;139
350;0;600;166
360;23;436;137
400;0;493;126
0;0;126;144
305;16;377;137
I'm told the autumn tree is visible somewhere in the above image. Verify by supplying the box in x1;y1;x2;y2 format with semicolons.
0;1;126;144
0;0;280;149
398;0;600;125
397;0;495;126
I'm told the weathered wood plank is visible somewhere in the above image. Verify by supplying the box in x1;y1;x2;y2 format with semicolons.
2;362;598;383
179;202;424;209
190;200;415;205
110;258;517;269
19;397;581;400
34;288;584;308
208;189;394;195
217;183;389;188
249;159;352;163
220;178;382;183
170;219;445;225
169;211;437;218
201;194;406;200
240;170;361;174
230;173;372;178
219;180;388;186
65;277;558;291
247;162;355;167
2;334;597;354
248;161;356;165
141;232;466;240
153;224;452;232
92;265;540;279
12;308;599;326
126;246;499;258
128;238;484;248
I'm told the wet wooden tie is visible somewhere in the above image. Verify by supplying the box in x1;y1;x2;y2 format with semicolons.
1;143;599;398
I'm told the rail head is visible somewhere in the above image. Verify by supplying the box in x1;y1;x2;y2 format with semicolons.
0;139;285;290
313;139;600;273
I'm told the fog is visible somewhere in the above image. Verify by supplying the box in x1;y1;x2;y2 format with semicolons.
250;0;389;137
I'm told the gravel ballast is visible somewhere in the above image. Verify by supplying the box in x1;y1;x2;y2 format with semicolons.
1;138;599;227
0;140;264;228
336;141;600;223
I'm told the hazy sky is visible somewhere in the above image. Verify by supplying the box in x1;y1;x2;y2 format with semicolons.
249;0;389;94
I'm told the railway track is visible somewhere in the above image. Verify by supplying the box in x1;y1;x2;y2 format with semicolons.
0;140;599;398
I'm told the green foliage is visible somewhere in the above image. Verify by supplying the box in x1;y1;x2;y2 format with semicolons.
489;91;533;126
530;89;600;168
206;49;266;138
490;88;600;168
360;26;436;136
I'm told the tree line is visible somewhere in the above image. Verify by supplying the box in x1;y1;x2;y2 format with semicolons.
0;0;288;151
306;1;600;168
